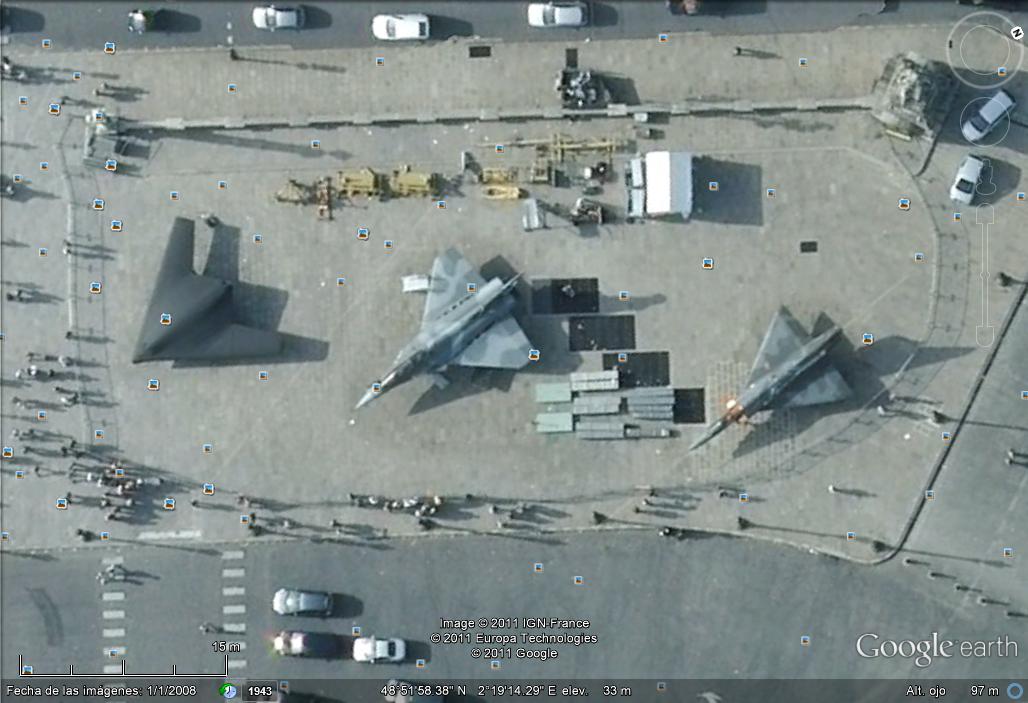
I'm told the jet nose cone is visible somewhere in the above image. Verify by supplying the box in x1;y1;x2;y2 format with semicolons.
355;388;377;410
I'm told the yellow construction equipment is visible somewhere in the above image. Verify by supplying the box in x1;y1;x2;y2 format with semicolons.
390;164;440;198
482;134;626;163
479;167;518;185
482;185;524;200
336;168;384;199
275;179;314;205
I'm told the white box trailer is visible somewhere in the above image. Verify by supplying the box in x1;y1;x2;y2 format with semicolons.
626;150;693;220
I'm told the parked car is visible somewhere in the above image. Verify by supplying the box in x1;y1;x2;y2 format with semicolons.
272;588;333;616
252;5;305;30
527;2;588;27
950;154;985;205
127;9;156;33
961;89;1015;142
353;636;406;663
372;13;430;40
272;631;339;658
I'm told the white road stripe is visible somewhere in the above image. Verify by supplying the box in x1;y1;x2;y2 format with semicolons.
103;665;122;674
222;623;246;633
221;568;245;578
102;592;125;601
226;659;247;670
222;586;246;597
230;642;246;651
222;604;246;615
102;610;126;620
103;629;126;638
101;556;124;566
137;529;202;541
221;550;245;560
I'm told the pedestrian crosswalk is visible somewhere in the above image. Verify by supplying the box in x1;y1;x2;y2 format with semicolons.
219;550;248;671
98;555;128;673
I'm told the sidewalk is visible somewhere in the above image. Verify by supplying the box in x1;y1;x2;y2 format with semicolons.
6;24;954;129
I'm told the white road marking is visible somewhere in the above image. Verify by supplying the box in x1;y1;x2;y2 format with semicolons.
102;610;126;620
222;623;246;633
221;550;245;560
102;592;125;601
222;604;246;615
226;659;247;670
222;587;246;597
137;529;202;540
103;665;122;674
103;629;126;638
221;568;245;578
101;556;124;566
103;646;126;657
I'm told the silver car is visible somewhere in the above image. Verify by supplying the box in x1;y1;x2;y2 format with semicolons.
272;588;332;616
252;5;305;31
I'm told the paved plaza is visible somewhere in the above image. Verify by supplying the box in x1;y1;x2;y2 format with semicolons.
1;0;1026;689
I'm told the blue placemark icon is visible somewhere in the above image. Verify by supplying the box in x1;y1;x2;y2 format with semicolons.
495;144;504;154
93;198;105;210
953;212;961;221
491;660;501;669
914;252;925;262
19;96;28;106
1017;192;1025;202
40;162;49;171
22;665;33;675
48;103;61;115
100;531;110;540
39;248;48;257
147;378;160;391
619;290;630;301
2;447;13;458
357;227;369;240
42;39;52;49
253;234;262;243
800;635;811;646
15;470;25;479
798;57;808;66
739;493;749;503
846;531;856;540
617;352;628;363
766;187;776;198
37;410;47;421
95;428;105;439
1003;547;1013;558
437;200;446;209
202;443;213;454
375;57;384;66
898;198;910;210
258;370;269;381
56;498;68;510
160;313;172;325
574;575;584;585
528;349;540;361
73;71;82;81
415;658;426;668
862;333;874;345
352;625;361;636
163;498;176;510
702;258;714;269
217;180;227;189
384;239;393;250
924;490;934;500
105;159;117;172
658;33;668;43
336;277;346;286
708;181;719;192
104;41;116;54
203;483;215;495
89;281;103;294
227;83;237;93
534;562;544;573
170;191;179;201
111;220;123;232
310;139;320;149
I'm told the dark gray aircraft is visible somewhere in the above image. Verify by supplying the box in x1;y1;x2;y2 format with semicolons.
689;308;851;450
356;248;533;409
132;217;283;363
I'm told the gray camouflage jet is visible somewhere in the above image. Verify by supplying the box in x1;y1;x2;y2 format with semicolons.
355;248;533;409
689;308;851;450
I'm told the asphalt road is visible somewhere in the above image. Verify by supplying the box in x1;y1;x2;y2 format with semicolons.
3;527;1023;684
2;1;1022;53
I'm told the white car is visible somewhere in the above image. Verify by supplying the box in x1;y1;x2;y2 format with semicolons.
272;588;332;616
272;630;339;658
961;89;1015;143
372;13;430;41
252;5;305;30
950;155;985;205
353;636;406;663
527;2;588;27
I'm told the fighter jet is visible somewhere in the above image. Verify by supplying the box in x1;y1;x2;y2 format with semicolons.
689;308;851;451
132;217;283;364
355;248;533;409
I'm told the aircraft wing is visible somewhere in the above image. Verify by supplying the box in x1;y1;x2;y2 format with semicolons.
747;308;807;386
453;315;532;369
772;363;852;408
163;323;283;362
422;249;486;324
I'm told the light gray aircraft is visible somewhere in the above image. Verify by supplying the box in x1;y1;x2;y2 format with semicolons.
689;308;851;450
355;248;533;409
